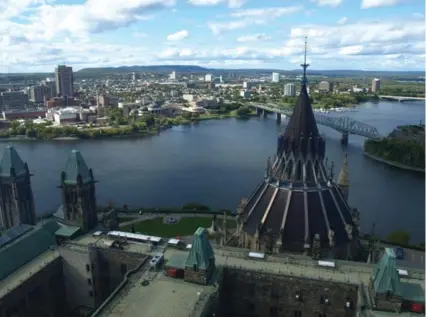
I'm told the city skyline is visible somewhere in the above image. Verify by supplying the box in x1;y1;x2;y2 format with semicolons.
0;0;424;73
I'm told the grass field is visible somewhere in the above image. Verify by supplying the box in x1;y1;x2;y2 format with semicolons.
121;216;236;238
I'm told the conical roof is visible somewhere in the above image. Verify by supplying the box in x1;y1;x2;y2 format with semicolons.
372;248;402;296
185;227;215;270
283;84;319;140
62;150;93;185
0;146;28;177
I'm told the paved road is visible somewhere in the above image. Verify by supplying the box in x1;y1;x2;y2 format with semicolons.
118;213;230;228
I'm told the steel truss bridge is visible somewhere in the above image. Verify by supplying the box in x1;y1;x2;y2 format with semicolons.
249;103;382;141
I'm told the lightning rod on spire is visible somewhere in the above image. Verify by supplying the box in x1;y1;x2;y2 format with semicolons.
300;36;309;85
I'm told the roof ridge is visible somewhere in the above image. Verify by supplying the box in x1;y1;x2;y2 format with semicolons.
0;145;28;178
62;149;93;185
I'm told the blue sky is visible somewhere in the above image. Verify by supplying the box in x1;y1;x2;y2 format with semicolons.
0;0;424;72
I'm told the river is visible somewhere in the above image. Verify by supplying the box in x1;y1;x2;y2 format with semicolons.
4;100;425;242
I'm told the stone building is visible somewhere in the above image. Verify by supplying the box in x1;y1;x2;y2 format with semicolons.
234;41;364;261
184;227;215;285
59;150;98;232
0;146;36;230
218;268;358;317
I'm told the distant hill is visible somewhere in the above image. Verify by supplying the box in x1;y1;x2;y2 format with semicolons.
75;65;424;78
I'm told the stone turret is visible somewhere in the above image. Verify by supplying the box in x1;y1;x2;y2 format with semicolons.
338;153;350;201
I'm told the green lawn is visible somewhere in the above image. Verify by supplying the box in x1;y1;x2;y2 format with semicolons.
121;216;236;238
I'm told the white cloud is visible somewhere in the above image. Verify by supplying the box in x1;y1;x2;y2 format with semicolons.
337;16;348;25
231;6;302;19
311;0;343;7
187;0;245;8
167;29;189;41
208;19;265;35
237;33;271;42
361;0;403;9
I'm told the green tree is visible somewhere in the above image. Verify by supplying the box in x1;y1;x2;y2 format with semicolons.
387;230;410;246
236;106;251;116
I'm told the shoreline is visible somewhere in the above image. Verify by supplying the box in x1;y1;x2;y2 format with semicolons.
363;152;425;173
0;113;257;142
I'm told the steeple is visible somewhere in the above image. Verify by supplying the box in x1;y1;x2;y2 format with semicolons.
278;37;325;160
301;36;309;86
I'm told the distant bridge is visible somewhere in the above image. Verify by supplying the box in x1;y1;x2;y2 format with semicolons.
378;95;425;102
248;103;382;144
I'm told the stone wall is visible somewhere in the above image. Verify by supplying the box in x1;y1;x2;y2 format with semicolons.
60;246;97;313
217;268;358;317
93;247;145;302
0;257;65;317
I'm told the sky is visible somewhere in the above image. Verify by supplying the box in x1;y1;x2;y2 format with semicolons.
0;0;424;73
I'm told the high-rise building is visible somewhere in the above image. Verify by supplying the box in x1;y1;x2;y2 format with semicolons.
219;75;223;83
283;83;296;96
55;65;74;98
272;72;280;83
205;74;213;82
169;71;176;80
0;146;36;230
59;150;97;232
371;78;380;93
0;91;29;109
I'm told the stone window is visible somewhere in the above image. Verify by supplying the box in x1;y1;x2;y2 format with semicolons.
293;310;302;317
85;264;90;272
89;291;93;297
193;264;198;272
87;278;92;285
318;314;326;317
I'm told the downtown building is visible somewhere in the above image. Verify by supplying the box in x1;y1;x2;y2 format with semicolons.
283;83;296;96
55;65;74;98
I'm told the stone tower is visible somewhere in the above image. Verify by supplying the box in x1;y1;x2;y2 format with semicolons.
338;153;350;202
0;146;36;230
60;150;97;232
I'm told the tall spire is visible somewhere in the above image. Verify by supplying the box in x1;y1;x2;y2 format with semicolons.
301;36;309;86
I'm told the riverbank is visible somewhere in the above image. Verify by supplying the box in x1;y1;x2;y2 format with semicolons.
0;110;257;142
363;152;425;173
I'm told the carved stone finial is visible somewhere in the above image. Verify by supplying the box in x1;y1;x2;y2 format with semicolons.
328;229;335;247
345;224;353;239
338;152;349;187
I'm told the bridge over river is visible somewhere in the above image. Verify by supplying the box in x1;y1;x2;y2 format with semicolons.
378;95;425;102
248;103;382;144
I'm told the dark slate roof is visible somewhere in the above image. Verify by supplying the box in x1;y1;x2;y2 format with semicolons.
0;146;28;178
62;150;93;185
185;227;215;270
372;248;402;296
283;84;319;140
0;220;57;281
241;178;356;251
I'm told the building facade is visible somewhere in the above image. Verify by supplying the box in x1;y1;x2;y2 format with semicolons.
55;65;74;98
283;83;296;96
272;72;280;83
59;150;97;232
371;78;380;93
318;81;334;93
0;146;36;230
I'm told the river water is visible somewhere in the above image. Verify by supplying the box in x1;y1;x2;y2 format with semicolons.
5;100;425;242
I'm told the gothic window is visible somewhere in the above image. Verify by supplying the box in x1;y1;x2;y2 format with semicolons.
318;314;326;317
271;283;279;299
293;311;302;317
193;264;197;271
89;291;93;297
86;264;90;272
87;278;92;285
